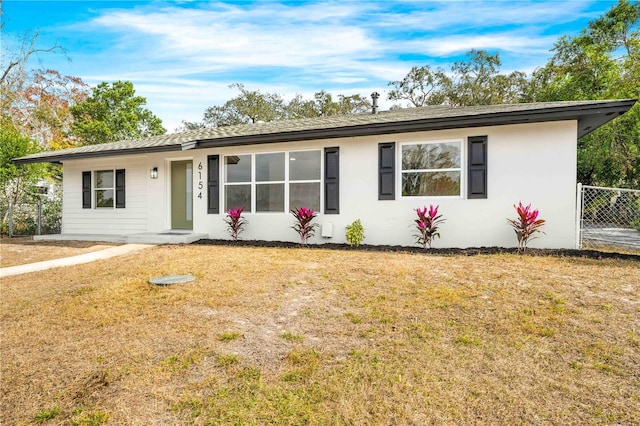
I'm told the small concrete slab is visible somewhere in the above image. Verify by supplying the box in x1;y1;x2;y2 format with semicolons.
149;275;196;286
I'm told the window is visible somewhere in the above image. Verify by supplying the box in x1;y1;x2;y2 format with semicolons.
224;155;252;211
289;150;321;211
223;150;321;213
83;169;125;209
256;153;285;212
401;141;461;197
95;170;115;208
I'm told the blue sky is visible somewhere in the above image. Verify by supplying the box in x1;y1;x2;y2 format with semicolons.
2;0;619;131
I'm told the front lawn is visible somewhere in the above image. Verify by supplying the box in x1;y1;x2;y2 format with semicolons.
1;245;638;424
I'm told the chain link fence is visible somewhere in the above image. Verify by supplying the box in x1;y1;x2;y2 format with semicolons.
1;199;62;237
578;184;640;249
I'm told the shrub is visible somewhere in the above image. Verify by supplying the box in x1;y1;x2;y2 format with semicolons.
291;207;318;244
345;219;365;247
414;205;445;248
507;201;546;250
224;206;248;241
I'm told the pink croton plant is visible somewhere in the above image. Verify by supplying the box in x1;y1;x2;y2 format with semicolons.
507;201;546;250
224;206;248;241
291;207;319;244
414;204;445;249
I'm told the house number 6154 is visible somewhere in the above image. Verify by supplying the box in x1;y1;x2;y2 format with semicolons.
197;162;203;199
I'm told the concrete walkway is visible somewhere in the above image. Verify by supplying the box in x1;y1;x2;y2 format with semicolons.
0;244;153;278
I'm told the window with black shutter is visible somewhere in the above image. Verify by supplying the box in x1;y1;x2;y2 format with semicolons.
324;147;339;214
207;155;220;214
378;142;395;200
115;169;126;208
82;171;91;209
467;136;488;199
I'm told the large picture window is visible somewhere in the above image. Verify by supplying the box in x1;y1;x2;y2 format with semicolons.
223;150;321;213
401;141;462;197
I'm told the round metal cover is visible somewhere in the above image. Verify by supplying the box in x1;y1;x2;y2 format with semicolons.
149;275;195;286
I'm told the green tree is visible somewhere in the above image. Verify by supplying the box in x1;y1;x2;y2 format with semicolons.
199;83;288;128
181;84;371;130
387;65;451;107
0;122;48;208
307;90;371;116
448;50;529;106
0;27;87;150
530;0;640;188
70;80;165;145
387;49;529;108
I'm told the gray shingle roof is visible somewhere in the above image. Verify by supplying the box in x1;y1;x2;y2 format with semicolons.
13;99;637;164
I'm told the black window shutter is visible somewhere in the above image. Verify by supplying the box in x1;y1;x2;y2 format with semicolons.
324;147;340;214
207;155;220;214
378;142;395;200
82;171;91;209
467;136;488;199
115;169;126;208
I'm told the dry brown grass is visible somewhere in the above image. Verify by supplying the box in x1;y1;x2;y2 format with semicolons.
0;237;120;268
1;245;639;425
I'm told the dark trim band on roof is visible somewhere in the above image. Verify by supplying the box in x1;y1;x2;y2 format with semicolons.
12;99;637;164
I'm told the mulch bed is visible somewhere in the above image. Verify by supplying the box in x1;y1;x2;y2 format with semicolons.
192;239;640;262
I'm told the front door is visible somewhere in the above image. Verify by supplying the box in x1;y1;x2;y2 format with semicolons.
171;160;193;230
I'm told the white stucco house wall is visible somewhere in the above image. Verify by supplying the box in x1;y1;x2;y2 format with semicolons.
14;99;636;249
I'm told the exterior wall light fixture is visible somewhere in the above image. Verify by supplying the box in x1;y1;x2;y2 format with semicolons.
150;167;158;179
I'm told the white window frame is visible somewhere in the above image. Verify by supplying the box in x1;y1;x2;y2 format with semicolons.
93;169;116;209
399;139;464;198
223;149;322;213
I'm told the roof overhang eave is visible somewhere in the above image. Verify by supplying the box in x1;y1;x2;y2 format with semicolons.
12;144;183;165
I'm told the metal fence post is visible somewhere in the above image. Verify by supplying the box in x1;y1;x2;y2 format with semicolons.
37;199;42;236
8;202;13;237
575;183;582;249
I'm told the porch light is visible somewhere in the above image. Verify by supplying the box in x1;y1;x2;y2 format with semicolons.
150;167;158;179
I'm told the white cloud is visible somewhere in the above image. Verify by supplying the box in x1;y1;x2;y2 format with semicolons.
373;0;598;30
91;4;379;68
406;33;559;56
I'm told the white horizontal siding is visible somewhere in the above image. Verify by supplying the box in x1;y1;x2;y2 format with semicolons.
62;156;149;235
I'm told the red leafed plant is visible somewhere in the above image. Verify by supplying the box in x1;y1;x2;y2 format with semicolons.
507;201;546;250
224;206;248;241
291;207;319;244
414;205;445;249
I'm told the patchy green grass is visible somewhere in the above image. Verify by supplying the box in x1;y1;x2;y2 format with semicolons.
1;245;639;424
218;331;242;342
33;405;60;422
